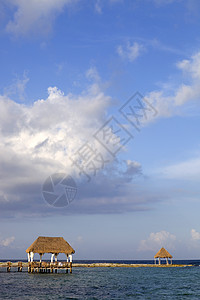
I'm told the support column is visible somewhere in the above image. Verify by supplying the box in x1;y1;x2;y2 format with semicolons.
55;254;58;273
65;254;69;273
28;253;31;273
39;253;43;269
166;258;168;265
50;254;54;273
30;252;34;262
51;254;54;263
69;255;72;273
158;257;161;265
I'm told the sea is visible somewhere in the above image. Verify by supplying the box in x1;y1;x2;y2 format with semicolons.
1;260;200;299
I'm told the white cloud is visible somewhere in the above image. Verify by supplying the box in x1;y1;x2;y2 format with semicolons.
138;230;176;251
0;85;110;161
177;53;200;79
191;229;200;240
0;236;15;247
145;50;200;122
86;66;101;82
0;68;155;217
0;72;112;206
161;157;200;181
174;52;200;105
4;72;29;101
117;42;144;62
5;0;76;37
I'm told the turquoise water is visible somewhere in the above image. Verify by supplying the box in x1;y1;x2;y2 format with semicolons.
1;266;200;299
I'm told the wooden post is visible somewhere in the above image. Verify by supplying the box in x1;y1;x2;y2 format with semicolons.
70;262;72;273
31;262;34;273
50;262;53;273
55;261;58;273
158;258;161;265
7;261;11;272
18;261;22;272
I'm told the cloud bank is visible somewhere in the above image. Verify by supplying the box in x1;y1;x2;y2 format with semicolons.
1;49;200;218
138;230;176;252
0;76;154;217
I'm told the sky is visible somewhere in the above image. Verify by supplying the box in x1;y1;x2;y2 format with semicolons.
0;0;200;260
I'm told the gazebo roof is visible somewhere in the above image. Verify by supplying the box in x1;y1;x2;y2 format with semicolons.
26;236;75;254
154;247;172;258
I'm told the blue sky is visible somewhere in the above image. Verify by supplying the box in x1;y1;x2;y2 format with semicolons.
0;0;200;260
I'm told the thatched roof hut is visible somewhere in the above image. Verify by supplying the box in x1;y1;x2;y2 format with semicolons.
154;247;173;265
26;236;75;263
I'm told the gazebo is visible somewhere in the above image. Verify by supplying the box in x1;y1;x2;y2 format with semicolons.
154;247;172;265
26;236;75;264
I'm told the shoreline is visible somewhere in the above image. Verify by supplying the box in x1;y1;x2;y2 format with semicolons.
0;262;193;268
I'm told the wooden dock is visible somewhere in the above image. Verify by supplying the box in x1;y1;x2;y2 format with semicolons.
0;262;193;273
0;261;73;273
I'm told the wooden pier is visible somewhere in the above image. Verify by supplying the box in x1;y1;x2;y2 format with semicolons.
0;261;73;273
28;261;72;273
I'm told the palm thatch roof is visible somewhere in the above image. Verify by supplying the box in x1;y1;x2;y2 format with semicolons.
154;247;172;258
26;236;75;254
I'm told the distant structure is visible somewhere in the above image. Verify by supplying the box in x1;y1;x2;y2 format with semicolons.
26;236;75;264
154;247;172;265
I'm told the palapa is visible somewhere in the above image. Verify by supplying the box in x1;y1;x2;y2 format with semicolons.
26;236;75;254
154;247;172;259
154;247;173;265
26;236;74;273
